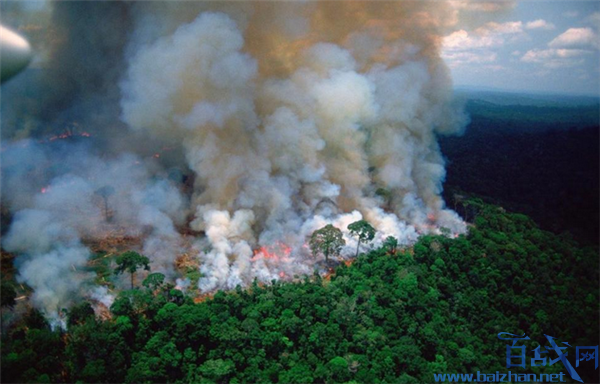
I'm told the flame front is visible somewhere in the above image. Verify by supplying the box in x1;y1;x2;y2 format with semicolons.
251;242;292;263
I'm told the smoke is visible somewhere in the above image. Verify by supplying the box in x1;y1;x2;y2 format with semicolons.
1;1;504;322
120;4;468;291
0;2;134;142
2;141;187;326
89;286;115;310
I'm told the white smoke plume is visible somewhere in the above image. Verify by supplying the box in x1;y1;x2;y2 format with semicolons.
2;142;187;325
89;286;115;310
120;4;468;291
1;1;504;320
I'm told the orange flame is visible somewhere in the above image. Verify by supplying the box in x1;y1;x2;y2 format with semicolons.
47;131;92;142
251;242;292;262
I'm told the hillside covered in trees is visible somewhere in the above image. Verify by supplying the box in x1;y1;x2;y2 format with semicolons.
2;201;598;383
441;93;599;245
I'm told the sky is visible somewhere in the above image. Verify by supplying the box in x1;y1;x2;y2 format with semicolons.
2;0;599;96
443;1;600;95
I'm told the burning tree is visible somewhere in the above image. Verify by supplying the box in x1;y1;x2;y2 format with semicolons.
309;224;345;264
347;220;376;257
115;251;150;289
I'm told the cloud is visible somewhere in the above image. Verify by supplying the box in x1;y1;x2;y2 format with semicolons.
521;48;592;68
443;51;497;65
585;12;600;28
525;19;556;30
443;29;499;50
478;21;523;34
520;27;598;70
442;21;523;67
549;28;599;49
522;48;590;61
450;0;515;13
443;21;524;51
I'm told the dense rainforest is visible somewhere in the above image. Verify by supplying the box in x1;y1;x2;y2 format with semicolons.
1;201;598;383
441;95;599;245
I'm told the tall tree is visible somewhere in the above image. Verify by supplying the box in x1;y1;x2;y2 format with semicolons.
1;276;17;332
143;272;165;291
1;276;16;309
94;186;115;221
114;251;150;289
67;302;95;327
383;236;398;255
348;220;376;257
310;224;345;263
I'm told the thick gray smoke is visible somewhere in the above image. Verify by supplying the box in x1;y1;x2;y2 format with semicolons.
1;1;497;325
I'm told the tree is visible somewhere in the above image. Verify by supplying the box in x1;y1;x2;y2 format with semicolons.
197;359;235;382
375;188;392;209
1;276;17;332
327;356;350;382
143;273;165;291
67;302;95;327
168;289;184;305
348;220;376;257
310;224;345;263
114;251;150;289
1;276;16;309
94;186;115;221
440;227;451;237
2;199;599;384
383;236;398;255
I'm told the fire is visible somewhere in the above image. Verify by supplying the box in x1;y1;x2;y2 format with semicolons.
93;302;113;321
46;129;92;142
251;242;292;262
0;129;92;152
415;212;440;234
194;292;214;304
41;187;49;194
250;243;294;281
323;267;336;281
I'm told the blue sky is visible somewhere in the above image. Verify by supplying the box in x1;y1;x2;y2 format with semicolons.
443;1;600;95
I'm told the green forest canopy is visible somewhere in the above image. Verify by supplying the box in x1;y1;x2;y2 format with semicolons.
1;201;598;383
